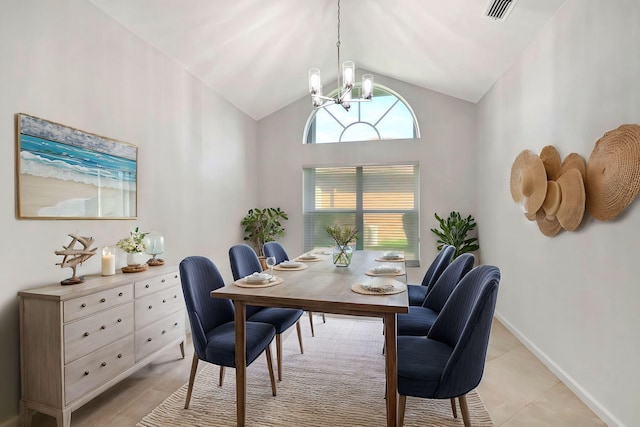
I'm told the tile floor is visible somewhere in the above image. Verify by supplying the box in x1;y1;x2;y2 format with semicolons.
28;316;606;426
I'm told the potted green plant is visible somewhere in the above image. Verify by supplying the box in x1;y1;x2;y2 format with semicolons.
241;207;288;258
430;211;480;259
323;224;359;266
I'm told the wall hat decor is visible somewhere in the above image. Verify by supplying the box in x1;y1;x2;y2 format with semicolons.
539;145;561;181
555;169;586;231
16;113;138;219
510;150;547;216
536;181;562;236
560;152;586;180
585;124;640;221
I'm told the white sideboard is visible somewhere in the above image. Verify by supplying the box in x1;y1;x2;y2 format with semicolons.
18;265;186;427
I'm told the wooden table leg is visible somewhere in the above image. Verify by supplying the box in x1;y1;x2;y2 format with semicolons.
384;313;398;427
234;301;247;427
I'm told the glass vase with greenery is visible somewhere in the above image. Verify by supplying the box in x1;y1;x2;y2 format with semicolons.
323;224;359;266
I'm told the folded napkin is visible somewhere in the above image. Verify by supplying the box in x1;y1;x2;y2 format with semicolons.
362;282;396;293
383;251;404;260
298;253;319;260
373;265;402;274
245;272;273;283
280;261;303;268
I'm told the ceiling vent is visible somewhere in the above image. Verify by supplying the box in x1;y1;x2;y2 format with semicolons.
484;0;519;20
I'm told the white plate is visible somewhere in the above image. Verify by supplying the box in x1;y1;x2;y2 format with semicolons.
383;251;404;260
373;265;402;274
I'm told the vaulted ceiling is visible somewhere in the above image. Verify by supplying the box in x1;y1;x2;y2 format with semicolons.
90;0;566;120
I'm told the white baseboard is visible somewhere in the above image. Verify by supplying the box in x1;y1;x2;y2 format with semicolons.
494;311;623;427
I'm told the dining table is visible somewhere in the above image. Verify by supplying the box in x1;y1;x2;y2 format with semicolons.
211;249;409;427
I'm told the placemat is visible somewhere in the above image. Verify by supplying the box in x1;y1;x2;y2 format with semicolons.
234;276;284;288
351;278;407;295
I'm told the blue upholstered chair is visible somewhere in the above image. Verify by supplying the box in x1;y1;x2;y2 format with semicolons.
179;256;277;409
397;265;500;427
229;244;304;381
263;241;325;337
407;245;455;306
398;253;475;337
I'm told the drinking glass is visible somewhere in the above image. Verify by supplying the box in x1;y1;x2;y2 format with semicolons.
266;256;276;275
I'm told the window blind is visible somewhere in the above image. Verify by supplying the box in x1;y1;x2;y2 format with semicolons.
303;164;420;266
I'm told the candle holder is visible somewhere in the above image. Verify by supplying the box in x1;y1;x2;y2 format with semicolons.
144;231;165;266
101;246;116;276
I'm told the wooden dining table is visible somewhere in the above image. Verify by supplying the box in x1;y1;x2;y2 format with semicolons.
211;249;409;426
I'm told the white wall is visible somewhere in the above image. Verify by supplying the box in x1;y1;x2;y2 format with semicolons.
257;72;478;280
476;1;640;425
0;1;259;423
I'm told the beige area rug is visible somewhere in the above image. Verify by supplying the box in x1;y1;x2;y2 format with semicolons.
138;317;494;426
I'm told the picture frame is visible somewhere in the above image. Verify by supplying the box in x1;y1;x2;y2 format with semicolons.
16;113;138;219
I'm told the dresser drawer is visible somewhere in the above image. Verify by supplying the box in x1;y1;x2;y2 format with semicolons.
135;311;185;361
64;302;134;363
135;285;183;329
134;271;180;298
64;335;135;405
64;284;133;323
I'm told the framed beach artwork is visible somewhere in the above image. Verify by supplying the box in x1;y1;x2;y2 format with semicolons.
16;113;138;219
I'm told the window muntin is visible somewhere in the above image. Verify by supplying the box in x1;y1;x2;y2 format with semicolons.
303;164;419;265
304;85;420;144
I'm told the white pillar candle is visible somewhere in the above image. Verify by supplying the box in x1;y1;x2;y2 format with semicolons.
101;247;116;276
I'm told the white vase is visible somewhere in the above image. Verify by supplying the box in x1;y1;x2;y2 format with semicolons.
126;252;145;266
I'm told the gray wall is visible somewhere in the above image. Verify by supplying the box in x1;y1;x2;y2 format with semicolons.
0;1;259;424
476;1;640;425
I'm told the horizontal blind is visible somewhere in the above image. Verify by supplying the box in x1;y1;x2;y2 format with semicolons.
303;164;419;265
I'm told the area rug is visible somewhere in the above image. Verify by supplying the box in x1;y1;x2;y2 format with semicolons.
138;317;494;426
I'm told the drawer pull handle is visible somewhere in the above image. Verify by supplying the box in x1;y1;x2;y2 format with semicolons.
84;371;89;376
118;292;123;297
162;330;166;334
162;299;166;303
174;274;178;279
101;362;107;367
174;322;178;326
83;332;90;337
117;354;123;359
147;337;152;342
81;303;87;308
100;325;106;330
117;318;122;323
145;284;150;288
161;279;166;283
174;295;178;299
100;298;106;303
148;305;153;310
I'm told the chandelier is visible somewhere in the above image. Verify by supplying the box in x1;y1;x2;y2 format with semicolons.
308;0;374;111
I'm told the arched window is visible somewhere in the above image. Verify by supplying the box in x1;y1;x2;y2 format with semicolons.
304;84;420;144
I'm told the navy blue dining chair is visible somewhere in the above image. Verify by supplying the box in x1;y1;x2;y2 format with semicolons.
263;241;326;337
397;264;500;427
179;256;277;409
229;244;304;381
398;253;475;337
407;245;455;306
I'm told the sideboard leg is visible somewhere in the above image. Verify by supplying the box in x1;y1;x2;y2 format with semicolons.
19;400;34;427
179;341;185;358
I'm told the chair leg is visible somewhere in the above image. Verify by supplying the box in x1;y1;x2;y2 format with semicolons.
219;366;225;387
308;311;315;337
265;344;277;396
276;333;283;381
184;354;199;409
296;321;304;354
459;394;471;427
398;395;406;427
450;397;458;418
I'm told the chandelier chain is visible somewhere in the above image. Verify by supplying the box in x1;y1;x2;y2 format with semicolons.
336;0;341;91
